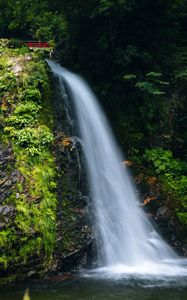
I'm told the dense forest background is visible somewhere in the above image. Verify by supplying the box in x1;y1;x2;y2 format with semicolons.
0;1;187;224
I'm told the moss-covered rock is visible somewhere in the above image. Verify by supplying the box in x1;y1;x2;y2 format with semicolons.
0;39;93;281
0;40;57;278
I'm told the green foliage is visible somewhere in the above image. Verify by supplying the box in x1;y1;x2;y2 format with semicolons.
135;82;163;95
123;74;136;80
144;148;186;174
177;212;187;224
124;71;169;95
6;102;41;128
13;152;57;259
122;71;171;147
0;43;57;271
0;71;16;94
21;88;41;102
135;72;169;95
94;0;131;15
0;0;67;41
145;148;187;224
26;61;50;90
14;126;54;156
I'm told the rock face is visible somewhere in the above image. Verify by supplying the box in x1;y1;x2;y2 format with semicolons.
154;206;187;257
43;76;94;274
52;131;94;273
136;173;187;257
0;145;17;230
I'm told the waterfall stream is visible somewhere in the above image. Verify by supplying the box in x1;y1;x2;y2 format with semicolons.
47;60;187;277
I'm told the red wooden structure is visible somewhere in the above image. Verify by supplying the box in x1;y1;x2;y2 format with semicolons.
24;41;51;48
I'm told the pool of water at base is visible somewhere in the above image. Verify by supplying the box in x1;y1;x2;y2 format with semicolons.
0;274;187;300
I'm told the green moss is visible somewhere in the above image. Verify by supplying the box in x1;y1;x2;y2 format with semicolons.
177;212;187;225
0;41;57;272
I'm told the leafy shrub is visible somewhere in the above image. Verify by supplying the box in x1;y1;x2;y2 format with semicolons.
15;126;54;155
124;71;169;95
0;72;16;94
144;148;186;174
26;61;49;91
21;88;41;102
6;102;41;128
145;148;187;224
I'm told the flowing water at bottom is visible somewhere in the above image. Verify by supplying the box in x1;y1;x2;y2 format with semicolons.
0;274;187;300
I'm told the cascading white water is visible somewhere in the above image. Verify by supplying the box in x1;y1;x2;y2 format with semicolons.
47;60;187;277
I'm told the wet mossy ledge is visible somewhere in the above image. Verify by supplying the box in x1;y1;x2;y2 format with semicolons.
0;39;57;279
0;39;92;282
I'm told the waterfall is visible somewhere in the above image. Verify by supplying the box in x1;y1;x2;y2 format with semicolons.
47;60;187;276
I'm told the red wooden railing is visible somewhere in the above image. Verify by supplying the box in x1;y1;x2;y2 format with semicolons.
24;41;51;48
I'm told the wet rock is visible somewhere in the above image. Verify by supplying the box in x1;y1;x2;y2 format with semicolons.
52;88;93;273
3;180;12;187
0;144;20;206
0;206;15;226
157;205;169;217
0;205;14;215
137;172;187;257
